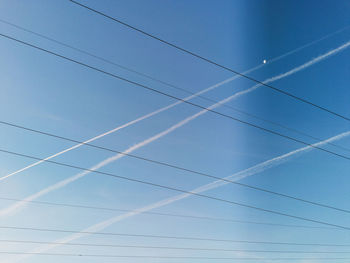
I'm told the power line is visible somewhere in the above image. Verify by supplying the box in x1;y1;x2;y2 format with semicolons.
1;225;349;247
1;119;350;215
2;239;350;253
1;33;350;163
1;147;350;230
2;251;350;260
68;0;350;122
1;19;349;154
0;196;337;230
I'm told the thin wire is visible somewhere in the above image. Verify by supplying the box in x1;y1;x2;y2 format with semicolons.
0;196;335;230
0;119;350;214
1;18;349;153
1;34;350;163
2;251;350;260
1;225;349;247
69;0;350;122
1;148;350;230
2;240;350;253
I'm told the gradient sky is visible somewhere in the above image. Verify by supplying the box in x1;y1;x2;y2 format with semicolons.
0;0;350;262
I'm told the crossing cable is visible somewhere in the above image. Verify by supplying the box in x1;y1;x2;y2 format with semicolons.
3;251;350;260
69;0;350;122
1;119;350;215
1;19;350;153
0;196;336;230
1;34;350;165
2;239;350;253
1;147;350;230
1;225;349;247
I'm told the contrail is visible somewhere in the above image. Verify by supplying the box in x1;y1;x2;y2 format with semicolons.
7;130;350;263
1;40;349;217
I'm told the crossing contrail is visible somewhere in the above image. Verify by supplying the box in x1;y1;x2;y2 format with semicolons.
1;39;349;218
2;37;349;183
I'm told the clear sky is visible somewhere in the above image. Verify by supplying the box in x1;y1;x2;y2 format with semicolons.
0;0;350;262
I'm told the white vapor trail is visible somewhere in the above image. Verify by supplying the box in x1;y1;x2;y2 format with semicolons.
9;130;350;263
1;39;349;218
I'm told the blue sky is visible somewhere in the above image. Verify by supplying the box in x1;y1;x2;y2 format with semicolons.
0;0;350;262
